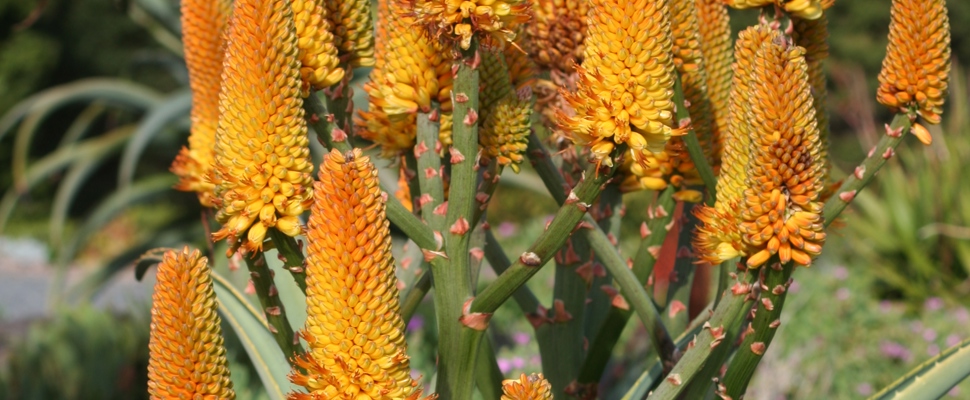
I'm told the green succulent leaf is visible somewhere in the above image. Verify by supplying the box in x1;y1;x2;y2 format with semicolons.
211;272;297;400
869;338;970;400
118;88;192;187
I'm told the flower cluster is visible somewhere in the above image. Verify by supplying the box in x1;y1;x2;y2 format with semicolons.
409;0;532;49
724;0;823;20
500;373;553;400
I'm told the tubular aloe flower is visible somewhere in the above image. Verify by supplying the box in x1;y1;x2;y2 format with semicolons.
725;0;823;20
325;0;375;67
558;0;678;167
481;86;534;172
291;0;345;93
500;373;553;400
410;0;532;49
527;0;590;73
739;37;826;268
211;0;315;254
620;141;703;203
290;149;433;400
148;248;234;399
695;0;732;167
170;0;231;208
693;25;774;265
358;0;453;157
877;0;950;125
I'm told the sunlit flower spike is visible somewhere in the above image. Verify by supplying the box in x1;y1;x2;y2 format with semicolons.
724;0;824;20
877;0;950;138
500;373;553;400
325;0;376;67
289;149;435;400
409;0;532;49
211;0;315;254
291;0;344;93
147;247;234;399
170;0;232;208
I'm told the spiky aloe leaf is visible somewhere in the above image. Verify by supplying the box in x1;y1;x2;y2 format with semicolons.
118;89;192;187
870;338;970;400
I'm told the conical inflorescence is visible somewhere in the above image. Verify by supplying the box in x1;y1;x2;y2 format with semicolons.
170;0;232;208
291;0;344;93
325;0;376;67
289;149;433;400
147;248;234;399
558;0;678;167
211;0;314;254
410;0;532;49
877;0;950;126
500;373;553;400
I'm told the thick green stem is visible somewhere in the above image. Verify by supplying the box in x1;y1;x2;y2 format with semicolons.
474;337;505;400
722;261;795;398
824;113;912;228
674;76;717;206
267;228;307;294
401;270;432;323
416;109;445;230
434;42;481;400
649;265;756;399
241;251;304;362
483;229;540;314
470;160;616;315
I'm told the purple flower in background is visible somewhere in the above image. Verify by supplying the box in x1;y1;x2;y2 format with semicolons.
512;331;531;346
946;334;961;347
530;355;541;366
408;314;424;332
927;344;940;356
880;300;894;314
836;287;850;301
498;358;512;374
924;297;944;312
833;265;849;280
880;340;913;362
497;221;518;237
949;387;961;397
512;357;525;369
856;383;873;396
923;328;937;342
955;308;969;324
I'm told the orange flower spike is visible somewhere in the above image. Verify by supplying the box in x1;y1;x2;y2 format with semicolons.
170;0;231;208
528;0;590;72
148;248;234;399
740;38;826;268
692;25;775;265
290;149;434;400
325;0;376;67
670;0;715;161
291;0;344;93
212;0;314;254
695;0;732;166
877;0;950;125
558;0;678;166
411;0;532;50
724;0;823;20
500;373;553;400
794;4;831;188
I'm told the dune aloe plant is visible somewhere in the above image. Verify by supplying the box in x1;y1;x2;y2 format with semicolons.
3;0;966;398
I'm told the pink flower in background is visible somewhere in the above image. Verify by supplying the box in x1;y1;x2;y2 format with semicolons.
946;334;961;347
856;383;873;396
833;265;849;280
923;328;937;342
498;358;512;374
927;344;940;356
497;221;519;237
880;340;913;362
512;332;531;346
924;297;944;312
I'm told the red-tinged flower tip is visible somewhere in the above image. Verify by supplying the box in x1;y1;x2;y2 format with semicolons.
291;0;345;93
211;0;314;254
409;0;532;50
290;148;435;400
170;0;232;208
148;247;234;399
500;373;553;400
695;0;732;167
558;0;678;167
527;0;590;73
739;37;826;268
877;0;950;125
325;0;376;67
692;25;775;265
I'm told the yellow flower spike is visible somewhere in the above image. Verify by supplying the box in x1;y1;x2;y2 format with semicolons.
211;0;314;254
739;38;826;269
170;0;231;208
877;0;950;125
289;149;434;400
480;49;516;124
291;0;345;93
692;25;775;265
357;0;453;157
148;248;234;399
411;0;532;50
481;86;534;172
325;0;376;67
527;0;590;73
793;6;831;193
500;373;553;400
558;0;678;165
667;0;714;172
695;0;732;167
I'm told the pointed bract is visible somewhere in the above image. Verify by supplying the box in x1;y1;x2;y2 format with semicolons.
148;248;234;399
